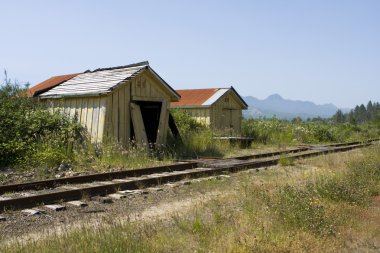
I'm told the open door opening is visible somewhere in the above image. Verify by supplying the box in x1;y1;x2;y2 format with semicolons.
130;101;162;145
139;101;162;143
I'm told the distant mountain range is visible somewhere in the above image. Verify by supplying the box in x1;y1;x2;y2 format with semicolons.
243;94;350;119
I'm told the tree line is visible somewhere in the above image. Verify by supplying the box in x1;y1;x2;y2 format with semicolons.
332;101;380;124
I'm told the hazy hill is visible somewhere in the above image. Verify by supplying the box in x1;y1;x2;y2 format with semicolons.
243;94;349;119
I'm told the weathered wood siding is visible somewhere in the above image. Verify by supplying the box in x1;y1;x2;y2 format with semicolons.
177;91;243;134
103;71;172;146
43;70;173;146
179;108;211;126
45;96;107;143
211;90;243;134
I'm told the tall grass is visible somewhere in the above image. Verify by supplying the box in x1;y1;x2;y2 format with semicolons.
242;118;380;145
3;145;379;252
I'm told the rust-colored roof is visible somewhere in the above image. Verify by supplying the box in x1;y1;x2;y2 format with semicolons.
28;73;80;97
171;88;219;106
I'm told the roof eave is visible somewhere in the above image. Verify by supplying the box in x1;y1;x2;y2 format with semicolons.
170;105;211;109
39;91;110;99
230;86;248;109
147;66;181;101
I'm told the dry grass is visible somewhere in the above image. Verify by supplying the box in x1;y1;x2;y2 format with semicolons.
1;145;379;253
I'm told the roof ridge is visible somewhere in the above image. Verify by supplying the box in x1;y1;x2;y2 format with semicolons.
176;88;220;91
88;61;149;73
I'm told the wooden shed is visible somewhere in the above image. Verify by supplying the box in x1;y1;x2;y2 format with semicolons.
170;87;248;135
30;61;180;147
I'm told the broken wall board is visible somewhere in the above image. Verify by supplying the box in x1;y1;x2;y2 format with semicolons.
130;102;148;148
156;100;169;145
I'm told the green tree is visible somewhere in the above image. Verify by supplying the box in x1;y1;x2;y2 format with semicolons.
332;109;345;124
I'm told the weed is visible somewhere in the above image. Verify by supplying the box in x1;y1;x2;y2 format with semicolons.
315;147;380;205
278;156;295;166
273;185;335;235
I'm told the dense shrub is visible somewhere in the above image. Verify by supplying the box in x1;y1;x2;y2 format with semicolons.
0;82;86;168
170;109;204;133
242;118;379;145
169;109;230;157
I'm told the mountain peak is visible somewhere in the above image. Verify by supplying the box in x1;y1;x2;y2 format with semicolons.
243;93;341;119
267;94;283;100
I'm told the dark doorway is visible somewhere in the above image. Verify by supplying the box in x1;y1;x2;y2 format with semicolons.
133;101;162;144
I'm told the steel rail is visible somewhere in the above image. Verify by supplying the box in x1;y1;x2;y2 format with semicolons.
0;146;311;194
0;141;374;212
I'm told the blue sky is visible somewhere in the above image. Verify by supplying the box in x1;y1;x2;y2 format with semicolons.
1;0;379;108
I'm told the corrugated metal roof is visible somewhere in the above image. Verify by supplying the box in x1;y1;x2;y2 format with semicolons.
171;88;220;107
171;87;248;109
28;73;79;97
36;61;180;100
39;64;147;98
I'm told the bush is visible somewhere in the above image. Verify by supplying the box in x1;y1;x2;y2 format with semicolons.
170;109;204;134
169;109;230;157
242;118;379;145
0;81;87;169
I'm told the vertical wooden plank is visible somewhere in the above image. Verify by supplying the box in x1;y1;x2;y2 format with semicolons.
97;96;106;143
131;79;136;97
125;82;131;145
58;99;64;114
80;98;88;125
140;76;149;97
119;86;126;145
130;102;148;149
104;94;113;141
136;77;141;96
145;77;151;97
69;99;76;119
156;100;168;145
75;98;82;122
91;97;100;142
64;99;70;116
112;90;119;142
86;97;94;137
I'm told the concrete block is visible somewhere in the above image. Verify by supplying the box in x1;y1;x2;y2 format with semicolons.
21;209;44;216
45;204;66;211
165;183;179;188
67;201;88;207
96;196;113;204
147;187;163;192
108;193;127;200
216;175;231;179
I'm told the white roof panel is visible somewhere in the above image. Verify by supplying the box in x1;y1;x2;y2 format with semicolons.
202;88;229;106
39;64;147;98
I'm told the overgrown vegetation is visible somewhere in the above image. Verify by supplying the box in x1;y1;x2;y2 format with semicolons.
169;109;232;158
1;73;379;177
242;117;379;145
0;76;171;175
0;74;86;169
2;145;379;252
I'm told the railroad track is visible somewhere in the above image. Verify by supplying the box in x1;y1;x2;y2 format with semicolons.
0;140;377;213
